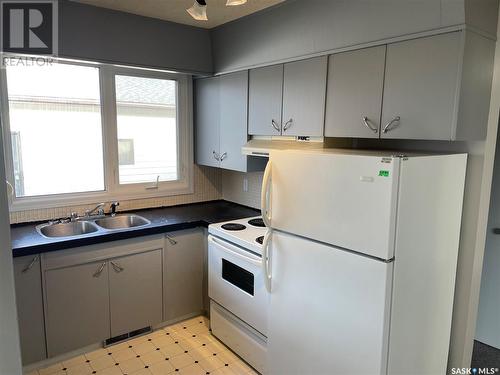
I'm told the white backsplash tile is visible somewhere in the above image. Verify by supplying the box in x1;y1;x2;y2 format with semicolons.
10;166;222;224
221;170;263;210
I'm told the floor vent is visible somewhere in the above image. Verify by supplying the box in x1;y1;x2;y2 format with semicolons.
104;326;152;347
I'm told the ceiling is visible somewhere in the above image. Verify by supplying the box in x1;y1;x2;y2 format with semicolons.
72;0;285;29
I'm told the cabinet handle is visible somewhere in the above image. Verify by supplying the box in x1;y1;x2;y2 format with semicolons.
383;116;401;133
212;150;220;161
220;152;227;161
93;262;106;278
22;255;39;273
362;116;378;133
271;119;281;132
283;119;293;132
110;261;124;273
166;234;177;245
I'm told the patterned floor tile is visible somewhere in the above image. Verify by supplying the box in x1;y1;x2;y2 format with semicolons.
65;363;93;375
147;360;175;375
169;353;195;370
130;368;152;375
112;348;137;363
119;357;145;374
178;363;206;375
151;335;175;348
98;366;123;375
140;350;165;366
85;348;110;361
196;356;225;372
62;355;87;369
38;363;64;375
89;354;116;371
132;341;156;356
160;343;184;358
31;316;258;375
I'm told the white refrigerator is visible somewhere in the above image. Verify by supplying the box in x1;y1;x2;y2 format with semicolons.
261;149;467;375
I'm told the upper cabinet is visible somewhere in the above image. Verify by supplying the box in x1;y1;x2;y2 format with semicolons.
325;30;495;141
380;32;462;140
281;56;328;137
219;72;250;171
195;72;265;172
325;46;386;139
248;56;327;137
248;64;283;136
195;77;220;168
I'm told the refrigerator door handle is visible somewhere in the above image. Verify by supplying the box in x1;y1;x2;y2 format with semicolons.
261;160;272;228
262;229;272;293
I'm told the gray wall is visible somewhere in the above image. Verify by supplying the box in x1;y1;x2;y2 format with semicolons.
59;0;213;74
210;0;498;73
0;120;22;374
475;118;500;349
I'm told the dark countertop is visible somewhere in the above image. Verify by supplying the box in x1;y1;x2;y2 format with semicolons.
10;200;260;258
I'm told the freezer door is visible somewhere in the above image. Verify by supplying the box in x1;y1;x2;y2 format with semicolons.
267;231;393;375
266;150;400;260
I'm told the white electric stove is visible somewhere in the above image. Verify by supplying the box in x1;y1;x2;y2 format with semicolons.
208;216;267;255
208;216;269;374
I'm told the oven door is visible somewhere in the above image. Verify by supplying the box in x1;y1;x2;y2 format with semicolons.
208;235;268;336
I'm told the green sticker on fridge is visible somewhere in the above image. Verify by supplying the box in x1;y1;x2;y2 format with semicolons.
379;170;390;177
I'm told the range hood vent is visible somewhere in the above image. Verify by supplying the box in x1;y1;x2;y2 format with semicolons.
242;138;326;157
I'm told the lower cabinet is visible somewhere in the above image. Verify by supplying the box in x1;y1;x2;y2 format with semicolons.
164;228;205;322
14;229;206;362
109;249;163;337
42;235;165;357
45;260;111;357
13;255;47;365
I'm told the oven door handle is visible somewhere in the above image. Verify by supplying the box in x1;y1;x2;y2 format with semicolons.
262;229;272;293
209;235;261;267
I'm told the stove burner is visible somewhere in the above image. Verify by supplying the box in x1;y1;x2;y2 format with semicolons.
248;218;265;227
221;223;247;231
256;236;264;245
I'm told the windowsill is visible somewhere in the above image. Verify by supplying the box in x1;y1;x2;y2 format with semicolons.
8;180;194;212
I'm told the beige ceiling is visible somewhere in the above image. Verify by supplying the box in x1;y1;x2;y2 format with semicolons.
72;0;285;29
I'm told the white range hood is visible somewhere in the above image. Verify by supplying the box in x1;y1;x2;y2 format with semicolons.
242;138;326;157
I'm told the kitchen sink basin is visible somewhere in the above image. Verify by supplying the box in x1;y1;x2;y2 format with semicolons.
94;214;150;230
38;221;99;238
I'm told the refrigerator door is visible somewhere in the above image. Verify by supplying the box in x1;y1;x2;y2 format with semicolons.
265;149;400;260
267;231;393;375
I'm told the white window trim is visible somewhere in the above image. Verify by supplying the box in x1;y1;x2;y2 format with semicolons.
0;56;194;212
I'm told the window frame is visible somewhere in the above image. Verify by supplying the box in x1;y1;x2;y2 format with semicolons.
0;57;194;212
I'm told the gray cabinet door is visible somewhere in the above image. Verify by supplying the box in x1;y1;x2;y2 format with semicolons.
45;261;110;357
109;249;163;337
195;77;220;167
164;229;204;322
282;56;328;137
219;71;249;172
381;32;462;140
325;46;386;138
248;64;283;136
13;255;46;365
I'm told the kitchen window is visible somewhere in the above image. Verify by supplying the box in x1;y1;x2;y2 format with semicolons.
0;58;193;211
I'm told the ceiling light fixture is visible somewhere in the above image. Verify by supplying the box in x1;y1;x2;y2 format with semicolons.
226;0;247;5
187;0;208;21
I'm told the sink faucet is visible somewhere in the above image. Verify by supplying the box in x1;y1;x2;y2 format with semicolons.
85;203;105;217
110;201;120;217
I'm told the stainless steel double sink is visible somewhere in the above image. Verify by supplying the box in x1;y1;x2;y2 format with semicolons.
36;214;151;239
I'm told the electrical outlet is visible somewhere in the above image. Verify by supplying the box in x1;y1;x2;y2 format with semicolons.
243;178;249;192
